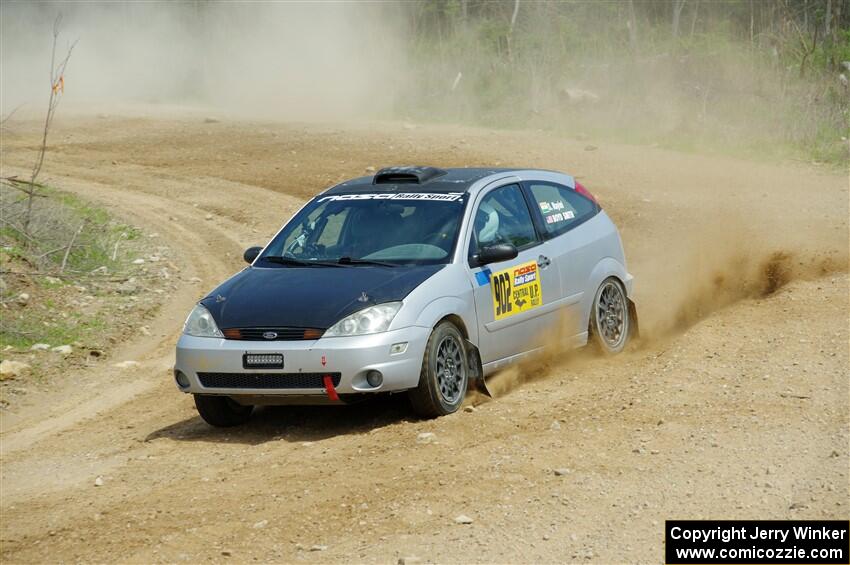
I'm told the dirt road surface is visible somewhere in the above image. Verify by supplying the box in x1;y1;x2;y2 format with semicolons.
1;111;848;563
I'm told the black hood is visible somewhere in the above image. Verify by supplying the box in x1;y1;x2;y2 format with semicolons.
201;265;443;329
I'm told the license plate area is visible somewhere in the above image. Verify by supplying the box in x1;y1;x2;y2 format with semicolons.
243;353;284;369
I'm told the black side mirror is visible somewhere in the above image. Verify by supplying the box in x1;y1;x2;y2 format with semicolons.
243;246;262;264
477;243;518;266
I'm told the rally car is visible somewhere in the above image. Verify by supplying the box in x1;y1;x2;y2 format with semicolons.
174;166;636;426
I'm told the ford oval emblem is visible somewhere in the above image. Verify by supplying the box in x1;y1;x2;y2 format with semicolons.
262;331;278;340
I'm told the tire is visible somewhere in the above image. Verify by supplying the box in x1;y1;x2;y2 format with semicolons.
193;394;254;427
589;277;630;355
408;321;468;418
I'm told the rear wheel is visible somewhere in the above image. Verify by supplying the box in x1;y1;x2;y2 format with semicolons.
194;394;254;427
590;277;630;354
408;321;468;418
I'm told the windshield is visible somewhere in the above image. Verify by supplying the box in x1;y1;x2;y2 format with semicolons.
257;192;468;266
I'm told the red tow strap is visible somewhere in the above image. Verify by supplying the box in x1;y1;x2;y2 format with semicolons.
323;375;339;401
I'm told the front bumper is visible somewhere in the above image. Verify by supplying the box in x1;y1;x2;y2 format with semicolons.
174;326;429;397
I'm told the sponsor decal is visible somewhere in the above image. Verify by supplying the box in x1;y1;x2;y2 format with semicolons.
475;268;492;287
540;200;565;213
318;192;463;203
490;260;543;320
544;210;576;224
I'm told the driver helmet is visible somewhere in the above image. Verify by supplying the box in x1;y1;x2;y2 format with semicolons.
476;201;499;244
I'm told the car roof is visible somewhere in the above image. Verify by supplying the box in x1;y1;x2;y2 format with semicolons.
324;167;525;195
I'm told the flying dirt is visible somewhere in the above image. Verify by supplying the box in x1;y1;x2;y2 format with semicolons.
0;110;846;563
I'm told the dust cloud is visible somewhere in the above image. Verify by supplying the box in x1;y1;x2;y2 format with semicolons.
2;2;844;163
480;311;594;400
632;212;849;340
0;2;405;120
482;233;848;399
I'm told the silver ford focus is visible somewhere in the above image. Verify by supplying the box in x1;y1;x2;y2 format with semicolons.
174;166;637;426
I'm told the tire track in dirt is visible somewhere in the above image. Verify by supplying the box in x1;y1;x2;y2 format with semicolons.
0;163;297;454
0;115;846;564
0;164;307;515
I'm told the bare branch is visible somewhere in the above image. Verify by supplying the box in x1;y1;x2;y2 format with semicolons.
1;177;48;197
506;0;520;61
24;12;77;236
53;12;63;39
0;104;24;128
0;217;38;244
35;245;76;260
59;221;86;273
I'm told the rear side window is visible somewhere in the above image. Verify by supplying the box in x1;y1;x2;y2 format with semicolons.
528;182;597;236
470;184;538;255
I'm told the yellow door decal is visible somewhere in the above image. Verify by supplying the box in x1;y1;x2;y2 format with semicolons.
490;260;543;320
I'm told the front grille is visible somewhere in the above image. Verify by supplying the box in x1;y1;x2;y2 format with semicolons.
198;372;341;389
222;327;324;341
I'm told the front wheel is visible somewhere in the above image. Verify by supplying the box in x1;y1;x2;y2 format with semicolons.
194;395;254;427
590;277;630;354
408;321;468;418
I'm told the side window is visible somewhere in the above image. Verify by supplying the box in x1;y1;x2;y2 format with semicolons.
470;184;537;256
528;183;597;236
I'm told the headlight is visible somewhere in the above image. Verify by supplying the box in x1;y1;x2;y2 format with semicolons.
183;304;223;338
324;302;402;337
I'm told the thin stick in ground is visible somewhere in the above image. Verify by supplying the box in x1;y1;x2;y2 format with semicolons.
59;221;86;273
22;13;77;237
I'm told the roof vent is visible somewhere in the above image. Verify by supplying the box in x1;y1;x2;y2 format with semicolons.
373;166;447;185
